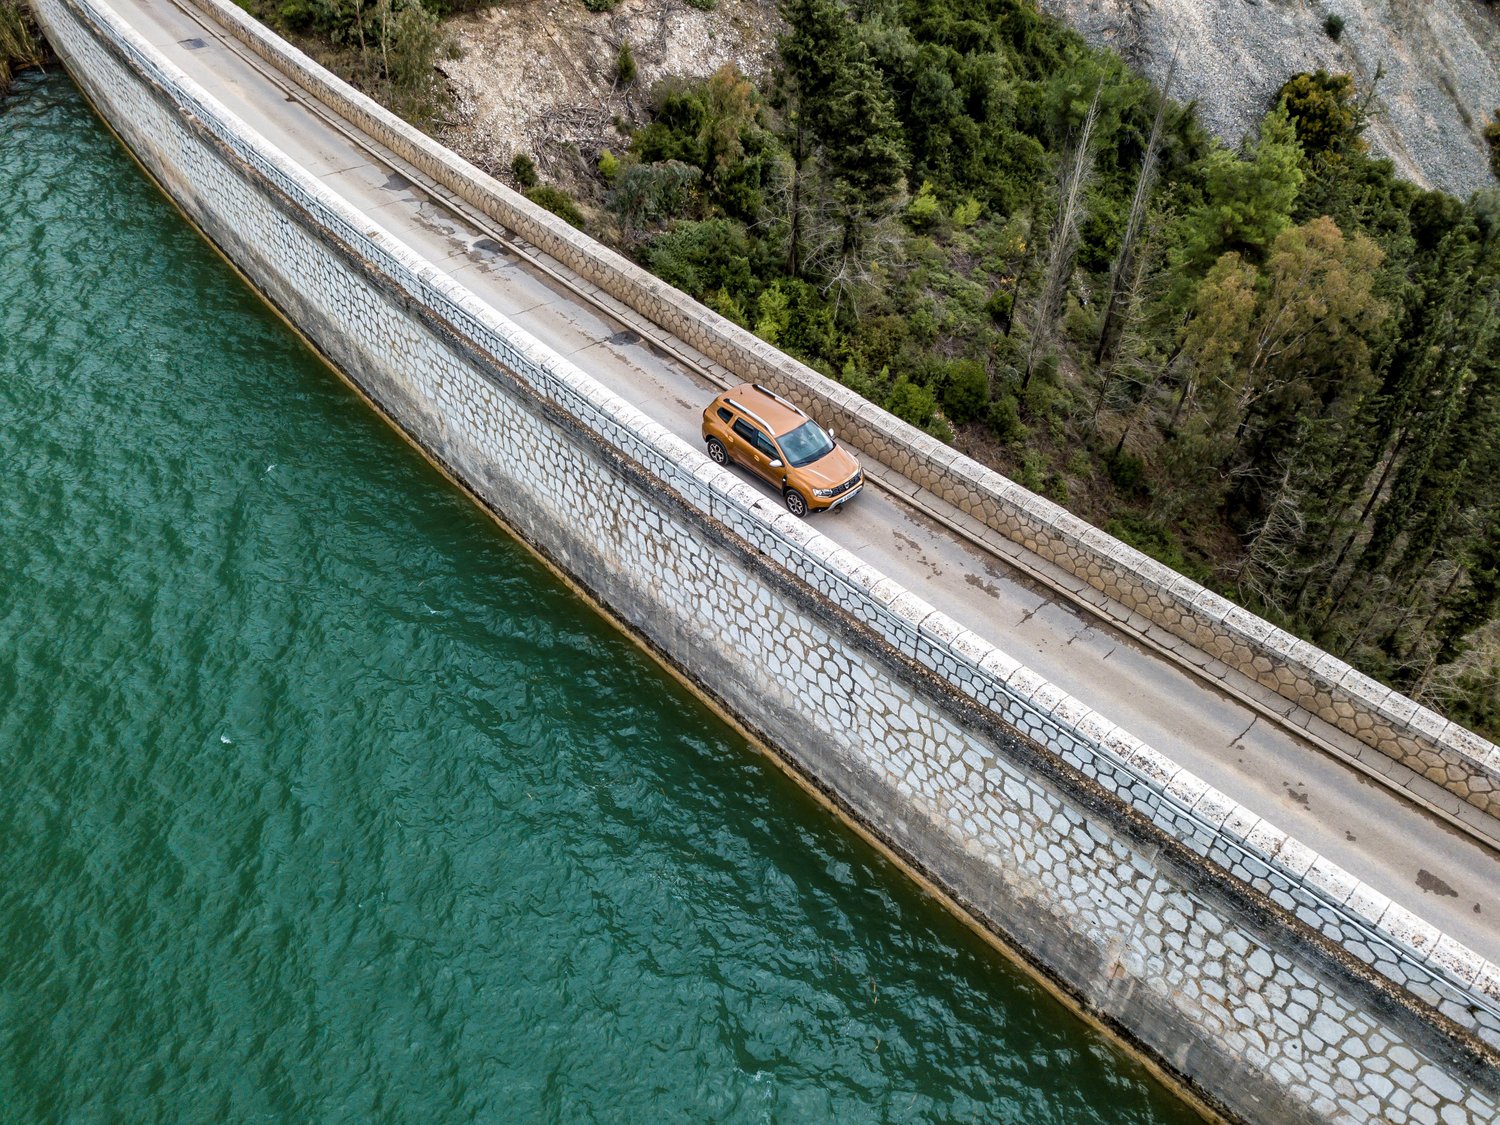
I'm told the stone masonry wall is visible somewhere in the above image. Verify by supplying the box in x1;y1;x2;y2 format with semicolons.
186;0;1500;821
35;0;1500;1119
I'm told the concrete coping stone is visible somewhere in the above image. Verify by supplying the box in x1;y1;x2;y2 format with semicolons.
1028;679;1070;716
887;589;938;631
1242;817;1289;862
1410;706;1452;743
1483;746;1500;778
1160;570;1204;610
631;419;675;452
1379;903;1443;960
842;561;888;596
1164;771;1211;812
947;628;992;667
1220;803;1262;843
1123;743;1181;790
918;612;968;649
1309;650;1351;689
1049;692;1093;732
1343;882;1394;929
819;546;865;580
719;478;764;515
1339;666;1391;711
1189;586;1234;623
1429;935;1485;987
1474;962;1500;1005
1099;725;1146;763
1302;857;1360;906
1271;837;1319;880
977;647;1024;684
1377;691;1422;728
866;576;907;607
1191;787;1238;830
1223;606;1274;645
1004;664;1050;701
767;509;814;545
1074;709;1115;748
945;453;990;490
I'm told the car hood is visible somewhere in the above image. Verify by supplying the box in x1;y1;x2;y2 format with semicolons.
798;445;862;490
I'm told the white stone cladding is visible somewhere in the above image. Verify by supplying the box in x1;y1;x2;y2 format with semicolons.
182;0;1500;820
32;0;1500;1119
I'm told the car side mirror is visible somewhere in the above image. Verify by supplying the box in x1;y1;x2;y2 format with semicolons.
769;459;784;469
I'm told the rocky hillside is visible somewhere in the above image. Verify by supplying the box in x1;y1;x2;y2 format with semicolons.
441;0;1499;197
438;0;780;183
1039;0;1500;196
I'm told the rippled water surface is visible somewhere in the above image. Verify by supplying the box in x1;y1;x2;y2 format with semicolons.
0;72;1199;1121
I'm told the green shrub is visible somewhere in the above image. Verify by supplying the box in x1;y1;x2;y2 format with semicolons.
984;289;1013;329
951;197;983;230
987;393;1028;446
1104;449;1149;498
643;218;752;299
683;0;715;8
887;377;939;428
1322;13;1344;41
906;180;944;229
582;0;617;11
706;287;747;326
615;41;636;86
511;152;539;189
940;359;990;424
597;149;620;183
525;185;586;228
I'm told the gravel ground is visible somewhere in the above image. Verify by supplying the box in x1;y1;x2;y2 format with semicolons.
1038;0;1500;197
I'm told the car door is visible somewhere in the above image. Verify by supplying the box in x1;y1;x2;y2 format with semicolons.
731;418;783;486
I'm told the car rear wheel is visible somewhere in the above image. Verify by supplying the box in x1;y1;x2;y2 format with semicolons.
784;488;809;518
706;438;729;466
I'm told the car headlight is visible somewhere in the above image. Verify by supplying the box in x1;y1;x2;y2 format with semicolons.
814;487;836;498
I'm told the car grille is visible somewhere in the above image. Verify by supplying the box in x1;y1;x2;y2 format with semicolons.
828;471;862;498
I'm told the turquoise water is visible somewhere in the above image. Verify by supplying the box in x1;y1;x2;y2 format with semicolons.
0;71;1198;1122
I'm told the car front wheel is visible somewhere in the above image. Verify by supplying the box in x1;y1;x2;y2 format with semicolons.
784;488;809;518
706;438;729;466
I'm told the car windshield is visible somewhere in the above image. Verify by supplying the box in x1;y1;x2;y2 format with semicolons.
778;420;835;468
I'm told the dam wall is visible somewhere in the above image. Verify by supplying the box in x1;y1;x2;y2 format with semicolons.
187;0;1500;824
32;0;1500;1119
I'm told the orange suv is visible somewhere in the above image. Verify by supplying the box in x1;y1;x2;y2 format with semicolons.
701;383;863;516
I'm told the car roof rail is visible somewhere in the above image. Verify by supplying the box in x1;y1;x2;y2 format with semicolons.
726;398;775;436
751;383;806;417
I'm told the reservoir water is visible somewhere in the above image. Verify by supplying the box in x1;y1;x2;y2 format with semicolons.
0;71;1198;1121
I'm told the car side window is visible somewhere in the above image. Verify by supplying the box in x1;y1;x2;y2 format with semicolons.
716;407;733;423
732;418;760;447
754;432;779;460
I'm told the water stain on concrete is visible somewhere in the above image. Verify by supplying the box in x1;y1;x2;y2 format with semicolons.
1284;785;1310;808
1416;869;1459;897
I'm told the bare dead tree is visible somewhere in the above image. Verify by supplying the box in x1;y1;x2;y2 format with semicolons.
1023;85;1102;390
1094;47;1177;370
1236;451;1309;613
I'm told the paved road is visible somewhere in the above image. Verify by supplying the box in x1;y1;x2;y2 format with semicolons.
101;0;1500;960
